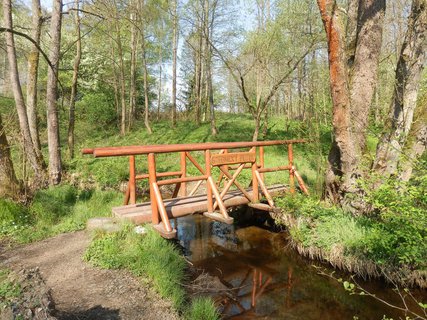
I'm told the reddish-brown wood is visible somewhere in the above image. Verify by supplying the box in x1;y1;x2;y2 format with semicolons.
294;168;310;195
152;181;173;232
255;170;274;207
129;155;136;204
88;139;307;157
213;162;245;210
186;152;206;174
259;146;265;182
219;166;253;202
113;185;287;223
252;160;259;203
148;153;159;224
205;150;213;213
179;151;186;196
288;144;295;194
258;165;292;173
136;171;182;180
157;175;208;186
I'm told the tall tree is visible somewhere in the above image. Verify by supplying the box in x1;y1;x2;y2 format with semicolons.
373;0;427;178
46;0;63;185
171;0;178;126
140;0;152;134
26;0;43;160
67;0;82;159
3;0;45;184
317;0;386;207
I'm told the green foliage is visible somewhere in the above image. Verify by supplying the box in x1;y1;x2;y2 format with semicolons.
0;268;21;309
77;92;117;127
276;172;427;272
185;297;219;320
361;175;427;268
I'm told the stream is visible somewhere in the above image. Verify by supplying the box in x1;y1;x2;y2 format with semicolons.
171;207;426;320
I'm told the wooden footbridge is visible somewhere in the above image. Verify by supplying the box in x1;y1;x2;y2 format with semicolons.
83;140;308;238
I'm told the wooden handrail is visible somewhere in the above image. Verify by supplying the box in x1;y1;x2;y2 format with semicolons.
82;139;307;157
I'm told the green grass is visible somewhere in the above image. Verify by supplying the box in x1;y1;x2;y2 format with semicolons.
0;185;122;243
84;225;219;320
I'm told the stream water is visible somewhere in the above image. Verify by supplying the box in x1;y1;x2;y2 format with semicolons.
171;207;426;320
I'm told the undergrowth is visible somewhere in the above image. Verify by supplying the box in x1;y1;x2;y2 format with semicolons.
0;268;21;309
0;184;122;243
83;225;219;320
275;171;427;278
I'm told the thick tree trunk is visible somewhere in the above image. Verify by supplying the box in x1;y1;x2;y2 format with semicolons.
171;0;178;126
317;0;386;206
373;0;427;177
67;0;81;159
46;0;63;185
0;114;21;199
350;0;386;156
317;0;354;199
3;0;45;184
26;0;43;160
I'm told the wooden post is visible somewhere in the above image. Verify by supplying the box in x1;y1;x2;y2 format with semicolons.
180;151;186;196
205;149;213;213
259;146;265;182
252;158;259;203
288;144;295;194
129;156;136;204
148;153;159;224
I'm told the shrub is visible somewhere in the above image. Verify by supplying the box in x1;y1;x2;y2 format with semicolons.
77;92;117;126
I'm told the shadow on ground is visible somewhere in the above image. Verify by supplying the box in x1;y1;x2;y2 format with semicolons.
56;305;120;320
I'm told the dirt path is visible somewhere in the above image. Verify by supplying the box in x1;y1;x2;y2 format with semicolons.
1;231;180;320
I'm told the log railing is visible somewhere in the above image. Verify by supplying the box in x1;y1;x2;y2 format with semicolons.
83;140;308;237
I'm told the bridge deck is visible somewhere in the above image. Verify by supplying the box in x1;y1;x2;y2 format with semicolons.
113;184;287;224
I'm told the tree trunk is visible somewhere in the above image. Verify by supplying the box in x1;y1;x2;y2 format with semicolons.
0;114;21;199
67;0;81;159
373;0;427;177
157;46;162;121
3;0;45;184
349;0;386;156
317;0;386;206
141;31;152;134
171;0;178;126
113;1;127;136
26;0;43;160
46;0;63;185
398;105;427;181
129;2;137;129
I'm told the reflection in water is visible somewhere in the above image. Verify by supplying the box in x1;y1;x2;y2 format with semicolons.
173;209;426;319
